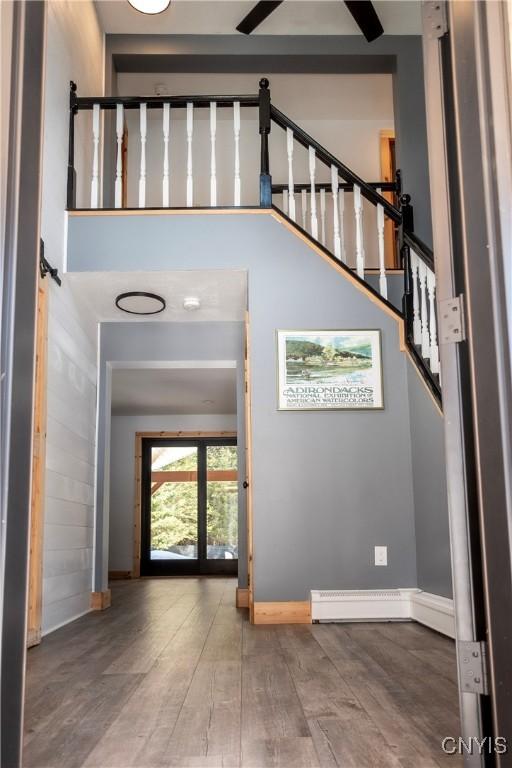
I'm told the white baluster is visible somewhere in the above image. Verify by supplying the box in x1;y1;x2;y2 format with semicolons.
427;269;440;373
283;189;289;215
91;103;100;209
210;102;217;206
301;189;307;230
162;103;170;207
411;251;422;345
418;259;430;358
376;189;387;299
115;104;123;209
138;103;147;208
320;188;326;246
331;166;341;260
286;128;296;222
233;101;241;206
309;146;318;239
186;102;193;207
354;184;365;278
339;189;346;263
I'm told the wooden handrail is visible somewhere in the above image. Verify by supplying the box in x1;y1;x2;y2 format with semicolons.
272;181;399;194
404;230;435;272
270;104;402;223
74;94;259;110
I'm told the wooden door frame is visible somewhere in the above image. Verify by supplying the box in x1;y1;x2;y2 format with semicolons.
244;314;254;621
379;129;398;268
27;275;49;648
132;431;237;579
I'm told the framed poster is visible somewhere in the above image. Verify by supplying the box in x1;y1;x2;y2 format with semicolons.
277;329;383;410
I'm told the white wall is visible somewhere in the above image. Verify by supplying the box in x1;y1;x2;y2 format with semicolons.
109;413;237;572
41;0;104;635
74;72;394;268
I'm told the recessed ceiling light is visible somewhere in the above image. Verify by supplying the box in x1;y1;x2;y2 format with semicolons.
115;291;166;315
127;0;171;15
183;297;201;312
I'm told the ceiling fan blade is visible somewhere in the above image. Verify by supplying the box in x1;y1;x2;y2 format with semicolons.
344;1;384;42
236;1;284;35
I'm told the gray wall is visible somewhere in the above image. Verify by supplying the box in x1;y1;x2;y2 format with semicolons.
96;321;246;592
407;361;453;598
72;213;420;601
104;34;432;246
109;413;237;572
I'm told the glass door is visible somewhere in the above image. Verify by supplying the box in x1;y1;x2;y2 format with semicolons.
140;438;237;576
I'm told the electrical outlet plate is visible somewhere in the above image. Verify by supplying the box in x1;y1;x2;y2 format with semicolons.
374;546;388;566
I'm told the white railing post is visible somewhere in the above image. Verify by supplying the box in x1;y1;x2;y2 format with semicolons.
115;104;123;209
162;103;170;207
339;188;346;263
91;103;100;209
233;101;241;206
411;250;422;345
331;165;341;260
301;189;307;231
376;188;387;299
286;128;296;221
138;103;147;208
186;102;193;207
427;269;440;373
354;184;365;278
210;102;217;207
283;189;289;215
418;259;430;358
309;146;318;239
320;188;326;246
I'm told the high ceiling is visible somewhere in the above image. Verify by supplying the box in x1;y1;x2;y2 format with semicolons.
95;1;422;36
111;366;237;414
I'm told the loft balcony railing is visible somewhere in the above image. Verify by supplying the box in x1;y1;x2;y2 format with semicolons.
67;78;440;405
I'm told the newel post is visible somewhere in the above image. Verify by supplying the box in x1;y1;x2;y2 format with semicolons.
397;176;415;342
67;81;78;210
258;78;272;207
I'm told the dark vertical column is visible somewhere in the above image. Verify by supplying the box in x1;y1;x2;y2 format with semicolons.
1;2;46;766
67;81;77;210
258;78;272;208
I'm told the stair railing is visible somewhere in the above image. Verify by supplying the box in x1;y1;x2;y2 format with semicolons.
67;77;440;404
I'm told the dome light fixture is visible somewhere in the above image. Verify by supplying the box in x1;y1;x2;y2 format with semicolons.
183;297;201;312
115;291;166;315
127;0;171;15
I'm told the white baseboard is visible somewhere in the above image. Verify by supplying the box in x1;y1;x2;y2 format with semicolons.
311;588;454;638
410;590;455;638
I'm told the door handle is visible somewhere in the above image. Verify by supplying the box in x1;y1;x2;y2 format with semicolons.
243;481;249;489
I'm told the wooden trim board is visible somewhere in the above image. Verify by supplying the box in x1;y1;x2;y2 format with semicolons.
133;431;237;578
27;277;49;648
90;589;111;611
236;587;249;609
68;207;268;217
253;601;312;625
244;314;255;623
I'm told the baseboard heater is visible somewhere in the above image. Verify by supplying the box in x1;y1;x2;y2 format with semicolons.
310;588;455;638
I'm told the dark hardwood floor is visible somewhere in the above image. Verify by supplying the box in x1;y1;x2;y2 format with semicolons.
23;578;462;767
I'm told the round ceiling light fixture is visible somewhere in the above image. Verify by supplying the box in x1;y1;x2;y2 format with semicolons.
127;0;170;15
183;297;201;312
115;291;166;315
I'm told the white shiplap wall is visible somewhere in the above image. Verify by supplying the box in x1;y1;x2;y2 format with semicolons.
41;0;104;635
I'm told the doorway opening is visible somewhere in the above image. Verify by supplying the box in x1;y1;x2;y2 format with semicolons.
141;436;238;576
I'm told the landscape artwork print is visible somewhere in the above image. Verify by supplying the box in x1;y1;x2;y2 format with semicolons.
277;330;383;410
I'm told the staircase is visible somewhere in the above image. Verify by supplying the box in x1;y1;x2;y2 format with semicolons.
67;78;441;407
